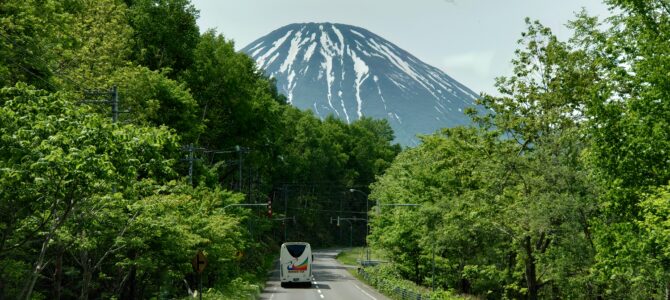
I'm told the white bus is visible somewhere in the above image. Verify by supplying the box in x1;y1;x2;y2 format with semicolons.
279;242;312;287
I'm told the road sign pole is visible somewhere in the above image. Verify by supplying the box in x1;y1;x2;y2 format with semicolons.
192;250;207;299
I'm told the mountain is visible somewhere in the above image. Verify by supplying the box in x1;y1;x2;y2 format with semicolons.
241;22;479;146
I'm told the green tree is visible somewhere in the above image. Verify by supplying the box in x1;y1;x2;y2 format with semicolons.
0;83;174;298
369;19;599;299
182;31;284;151
569;1;670;296
347;117;401;185
0;0;133;91
60;0;132;89
0;0;75;89
475;19;600;299
127;0;200;75
107;66;203;142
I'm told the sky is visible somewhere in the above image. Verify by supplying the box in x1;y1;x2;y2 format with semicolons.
190;0;612;95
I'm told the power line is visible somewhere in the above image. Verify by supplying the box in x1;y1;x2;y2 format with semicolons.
0;31;88;91
291;207;368;215
1;55;58;91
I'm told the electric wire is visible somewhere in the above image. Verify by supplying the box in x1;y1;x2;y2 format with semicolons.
0;31;89;91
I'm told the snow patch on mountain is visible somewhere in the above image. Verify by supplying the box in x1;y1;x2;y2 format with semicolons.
350;48;369;118
256;30;292;69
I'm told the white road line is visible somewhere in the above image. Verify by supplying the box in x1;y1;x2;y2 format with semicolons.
312;275;325;299
353;283;378;300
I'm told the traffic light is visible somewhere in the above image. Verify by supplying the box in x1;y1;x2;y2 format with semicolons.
267;196;272;218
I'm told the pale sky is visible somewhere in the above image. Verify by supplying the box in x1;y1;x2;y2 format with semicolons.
190;0;611;95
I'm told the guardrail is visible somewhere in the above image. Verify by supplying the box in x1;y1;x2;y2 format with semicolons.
356;259;386;267
357;268;431;300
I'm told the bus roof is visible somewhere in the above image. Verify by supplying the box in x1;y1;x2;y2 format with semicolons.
281;242;310;246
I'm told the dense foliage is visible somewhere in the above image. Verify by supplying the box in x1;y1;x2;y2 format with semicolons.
4;0;670;299
367;1;670;299
0;0;400;298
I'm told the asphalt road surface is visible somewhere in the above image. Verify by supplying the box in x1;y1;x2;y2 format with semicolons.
259;249;389;300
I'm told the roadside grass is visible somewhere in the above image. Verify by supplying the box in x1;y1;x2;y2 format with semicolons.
334;247;376;289
336;247;389;266
335;247;365;266
335;247;387;286
335;247;468;300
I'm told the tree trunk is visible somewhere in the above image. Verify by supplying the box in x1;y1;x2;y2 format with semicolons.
54;248;63;300
121;251;137;300
128;262;136;300
79;249;91;300
414;256;420;284
665;280;670;300
579;209;595;250
21;231;51;299
523;236;539;300
22;200;74;300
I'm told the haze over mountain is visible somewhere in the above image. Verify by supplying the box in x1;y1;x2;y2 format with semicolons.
242;22;479;145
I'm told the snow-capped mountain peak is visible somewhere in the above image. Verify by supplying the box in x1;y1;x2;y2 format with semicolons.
242;22;479;146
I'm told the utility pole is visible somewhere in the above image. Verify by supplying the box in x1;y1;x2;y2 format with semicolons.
188;143;194;186
349;189;371;261
83;85;123;123
274;216;295;242
111;85;118;123
283;185;288;241
331;217;365;248
235;145;242;192
432;242;435;292
181;144;203;186
82;85;125;193
339;195;343;245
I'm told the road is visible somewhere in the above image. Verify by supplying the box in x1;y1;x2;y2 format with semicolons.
259;249;389;300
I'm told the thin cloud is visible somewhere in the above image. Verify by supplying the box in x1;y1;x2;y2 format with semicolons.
442;51;495;78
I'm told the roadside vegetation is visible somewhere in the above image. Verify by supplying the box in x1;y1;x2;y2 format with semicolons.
366;1;670;298
0;0;399;299
336;248;463;300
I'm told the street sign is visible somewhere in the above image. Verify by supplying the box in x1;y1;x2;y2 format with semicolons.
192;250;207;274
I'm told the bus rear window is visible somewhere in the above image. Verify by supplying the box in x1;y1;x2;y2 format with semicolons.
286;245;306;258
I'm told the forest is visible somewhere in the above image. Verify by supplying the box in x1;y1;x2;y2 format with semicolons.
2;0;670;299
0;0;400;298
